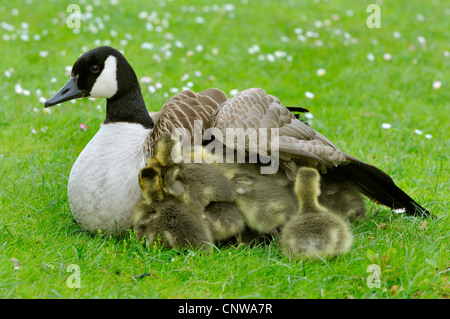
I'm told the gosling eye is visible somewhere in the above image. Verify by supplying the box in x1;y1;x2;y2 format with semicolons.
89;65;100;74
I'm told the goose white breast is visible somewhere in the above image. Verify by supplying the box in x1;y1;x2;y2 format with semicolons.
68;122;151;234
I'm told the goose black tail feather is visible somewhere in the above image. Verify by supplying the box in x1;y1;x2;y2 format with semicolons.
333;160;433;218
286;106;310;124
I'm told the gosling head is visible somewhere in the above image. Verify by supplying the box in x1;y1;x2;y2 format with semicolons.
138;167;164;203
154;134;183;167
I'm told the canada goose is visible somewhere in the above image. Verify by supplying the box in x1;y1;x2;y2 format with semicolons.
44;47;226;235
44;46;431;235
280;167;353;259
133;166;212;251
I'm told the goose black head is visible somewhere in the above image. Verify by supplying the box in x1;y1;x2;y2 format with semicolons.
45;46;153;128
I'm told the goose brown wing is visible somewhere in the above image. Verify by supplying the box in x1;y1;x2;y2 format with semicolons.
209;88;347;172
208;88;431;217
146;89;227;156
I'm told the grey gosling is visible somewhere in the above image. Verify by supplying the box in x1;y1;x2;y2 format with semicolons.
280;167;353;259
133;166;213;251
204;202;247;242
219;162;298;235
319;171;367;221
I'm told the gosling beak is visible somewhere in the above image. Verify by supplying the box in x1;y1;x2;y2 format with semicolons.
44;76;85;107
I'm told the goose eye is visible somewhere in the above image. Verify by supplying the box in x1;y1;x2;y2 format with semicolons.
89;65;100;74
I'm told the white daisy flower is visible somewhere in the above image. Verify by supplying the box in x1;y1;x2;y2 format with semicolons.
432;81;442;89
15;84;23;94
305;91;315;99
141;76;152;84
195;44;204;52
248;44;260;55
174;40;184;48
417;36;426;46
274;50;287;58
316;68;326;77
138;11;148;19
195;16;205;24
230;89;239;96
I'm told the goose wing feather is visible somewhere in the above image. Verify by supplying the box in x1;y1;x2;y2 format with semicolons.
146;89;227;156
208;88;431;216
209;88;347;170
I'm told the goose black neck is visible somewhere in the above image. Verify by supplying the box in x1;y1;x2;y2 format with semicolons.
104;86;154;129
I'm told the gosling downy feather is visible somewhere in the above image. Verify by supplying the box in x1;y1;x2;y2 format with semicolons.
134;166;212;251
148;135;238;213
204;202;246;242
216;161;297;234
149;135;289;241
146;135;246;242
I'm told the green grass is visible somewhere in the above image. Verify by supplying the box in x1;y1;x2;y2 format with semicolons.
0;0;448;299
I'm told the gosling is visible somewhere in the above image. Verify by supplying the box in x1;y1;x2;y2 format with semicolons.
319;171;367;221
133;166;213;251
280;167;354;259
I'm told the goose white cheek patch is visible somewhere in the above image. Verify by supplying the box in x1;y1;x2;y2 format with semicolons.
89;55;118;98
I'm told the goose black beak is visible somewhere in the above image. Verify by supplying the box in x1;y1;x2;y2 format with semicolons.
44;76;85;107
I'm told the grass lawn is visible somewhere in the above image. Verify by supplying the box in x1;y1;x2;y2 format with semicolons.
0;0;448;299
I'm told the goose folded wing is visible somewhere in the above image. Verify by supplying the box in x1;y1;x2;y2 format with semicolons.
209;88;347;169
146;89;227;156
